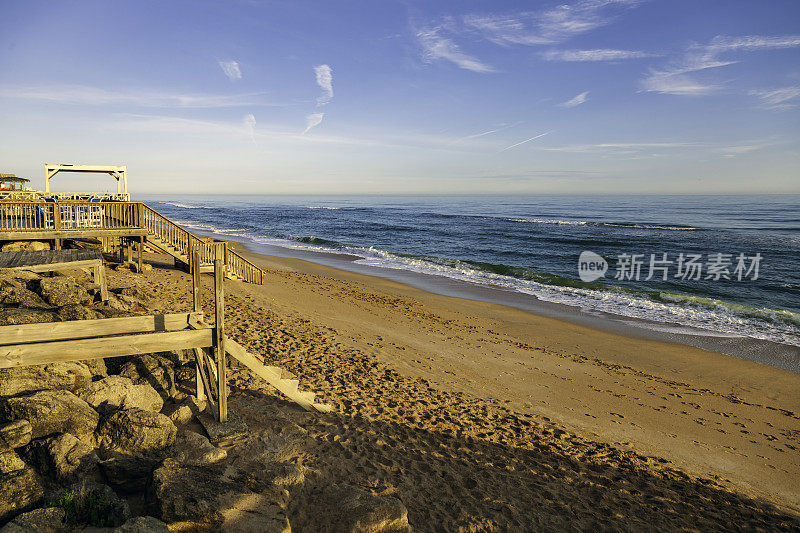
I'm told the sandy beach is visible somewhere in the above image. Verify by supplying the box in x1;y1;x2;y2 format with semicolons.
112;245;800;530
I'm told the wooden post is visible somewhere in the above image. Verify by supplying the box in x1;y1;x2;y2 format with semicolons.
137;236;143;273
193;348;207;403
126;239;132;264
192;249;201;314
213;243;227;422
93;262;109;301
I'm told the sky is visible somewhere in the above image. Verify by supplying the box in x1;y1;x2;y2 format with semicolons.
0;0;798;195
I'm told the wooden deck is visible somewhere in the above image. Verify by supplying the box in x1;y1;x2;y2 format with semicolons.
0;200;264;284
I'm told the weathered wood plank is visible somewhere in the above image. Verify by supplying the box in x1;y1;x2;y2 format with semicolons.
0;329;213;369
0;228;148;240
0;312;202;345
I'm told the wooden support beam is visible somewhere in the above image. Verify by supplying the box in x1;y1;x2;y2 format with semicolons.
213;243;227;422
137;236;143;273
0;312;202;346
193;348;209;404
92;263;109;301
0;329;213;369
0;229;148;240
192;249;201;314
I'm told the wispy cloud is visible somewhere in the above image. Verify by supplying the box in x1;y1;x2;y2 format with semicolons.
0;84;273;108
641;34;800;96
450;122;522;144
303;112;325;134
417;27;496;73
500;131;550;152
749;86;800;110
542;48;655;62
243;113;257;143
464;0;641;46
558;91;589;107
543;141;702;153
218;60;242;81
314;64;333;105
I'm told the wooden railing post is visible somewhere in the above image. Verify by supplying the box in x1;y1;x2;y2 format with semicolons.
192;248;201;314
213;243;227;422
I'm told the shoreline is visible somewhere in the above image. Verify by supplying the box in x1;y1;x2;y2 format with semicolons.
188;226;800;374
208;241;800;511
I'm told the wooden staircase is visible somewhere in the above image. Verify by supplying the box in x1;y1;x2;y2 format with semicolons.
140;204;263;284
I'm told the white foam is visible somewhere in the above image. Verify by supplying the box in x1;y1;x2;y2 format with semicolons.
163;202;201;209
173;218;800;347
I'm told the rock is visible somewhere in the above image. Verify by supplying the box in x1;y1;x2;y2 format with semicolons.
0;450;25;474
24;433;101;484
168;396;206;425
0;467;44;523
0;421;32;451
0;241;50;252
91;304;134;319
0;390;99;442
99;453;162;493
112;516;170;532
310;484;411;533
118;355;177;401
0;506;65;533
170;430;226;465
80;358;108;380
35;277;90;307
150;459;289;532
130;263;152;274
56;304;102;321
77;376;163;415
53;482;130;528
0;279;49;309
0;270;41;282
0;363;92;397
0;308;56;325
97;408;176;456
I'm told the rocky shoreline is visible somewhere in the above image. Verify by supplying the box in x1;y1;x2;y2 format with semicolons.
0;252;409;532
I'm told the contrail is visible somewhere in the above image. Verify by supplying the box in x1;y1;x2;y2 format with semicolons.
500;131;550;152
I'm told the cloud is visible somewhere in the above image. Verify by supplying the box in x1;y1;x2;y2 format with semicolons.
500;131;550;152
218;60;242;81
303;113;325;134
543;141;702;153
641;34;800;95
243;113;256;143
749;86;800;110
0;84;274;108
314;64;333;105
542;48;655;61
463;0;641;46
417;27;496;73
558;91;589;107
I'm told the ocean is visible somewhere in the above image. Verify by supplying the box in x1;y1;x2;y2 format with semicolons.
140;194;800;361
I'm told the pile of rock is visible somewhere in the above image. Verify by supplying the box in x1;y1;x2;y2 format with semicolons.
0;267;411;532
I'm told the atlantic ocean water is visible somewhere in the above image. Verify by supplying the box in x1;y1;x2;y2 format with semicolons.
141;194;800;364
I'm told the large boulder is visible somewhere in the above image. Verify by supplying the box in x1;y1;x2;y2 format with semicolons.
77;376;163;415
96;408;176;456
112;516;170;532
0;279;49;309
0;241;50;252
0;450;25;475
0;308;56;325
0;467;44;523
0;390;99;441
303;484;411;533
170;430;226;466
35;277;91;307
0;506;65;533
0;420;32;451
149;459;290;532
119;355;177;400
56;303;102;321
24;433;101;484
0;363;92;397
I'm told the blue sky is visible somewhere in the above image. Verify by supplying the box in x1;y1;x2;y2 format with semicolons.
0;0;798;194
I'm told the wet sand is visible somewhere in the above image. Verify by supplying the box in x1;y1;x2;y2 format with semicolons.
119;249;800;529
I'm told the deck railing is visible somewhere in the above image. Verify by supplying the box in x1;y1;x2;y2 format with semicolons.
0;200;265;284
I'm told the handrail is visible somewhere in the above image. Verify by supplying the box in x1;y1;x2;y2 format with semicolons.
0;200;265;284
141;204;264;284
